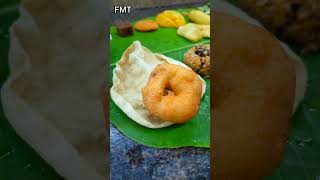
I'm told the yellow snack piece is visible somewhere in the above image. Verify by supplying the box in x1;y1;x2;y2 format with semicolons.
177;23;210;42
188;10;210;25
156;10;186;28
198;24;210;37
177;23;202;42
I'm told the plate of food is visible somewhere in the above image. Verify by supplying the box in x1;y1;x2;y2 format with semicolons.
109;5;211;149
110;41;210;148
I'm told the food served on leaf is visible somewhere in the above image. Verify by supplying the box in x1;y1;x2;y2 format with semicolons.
177;23;210;42
212;5;307;179
110;41;206;129
184;44;210;78
135;20;159;32
188;10;210;25
197;24;210;38
156;10;186;28
143;63;202;123
115;21;133;37
177;23;202;42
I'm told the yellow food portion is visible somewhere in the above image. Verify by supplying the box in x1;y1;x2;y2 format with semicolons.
177;23;210;42
197;24;210;37
177;24;202;42
188;10;210;25
156;10;186;28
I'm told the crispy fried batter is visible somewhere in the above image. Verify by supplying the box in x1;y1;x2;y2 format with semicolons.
142;63;202;123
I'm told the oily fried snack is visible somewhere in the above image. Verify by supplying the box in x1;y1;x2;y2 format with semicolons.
213;11;295;179
135;20;159;32
143;63;202;123
177;23;210;42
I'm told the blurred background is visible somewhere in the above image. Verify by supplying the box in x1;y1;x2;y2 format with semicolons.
0;1;64;179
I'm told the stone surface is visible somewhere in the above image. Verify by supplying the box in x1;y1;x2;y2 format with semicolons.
110;124;210;179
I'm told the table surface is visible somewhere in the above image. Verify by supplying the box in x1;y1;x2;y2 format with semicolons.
110;125;210;179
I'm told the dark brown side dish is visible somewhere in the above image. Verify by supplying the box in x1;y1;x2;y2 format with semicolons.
115;21;134;37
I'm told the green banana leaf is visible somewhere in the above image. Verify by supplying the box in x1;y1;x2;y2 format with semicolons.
109;49;211;148
109;9;211;148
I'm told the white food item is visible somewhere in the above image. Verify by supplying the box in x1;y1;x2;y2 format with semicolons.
110;41;206;129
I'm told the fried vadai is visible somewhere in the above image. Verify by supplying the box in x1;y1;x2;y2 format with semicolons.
142;63;202;123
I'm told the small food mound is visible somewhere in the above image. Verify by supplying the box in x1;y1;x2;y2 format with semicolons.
184;45;210;77
143;63;202;123
188;10;210;25
135;20;159;32
177;23;210;42
156;10;186;28
115;21;133;37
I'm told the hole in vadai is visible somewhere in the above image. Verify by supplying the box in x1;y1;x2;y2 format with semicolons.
142;63;203;123
163;84;175;96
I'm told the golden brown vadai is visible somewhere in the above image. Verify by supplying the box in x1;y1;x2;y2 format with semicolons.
142;63;202;123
